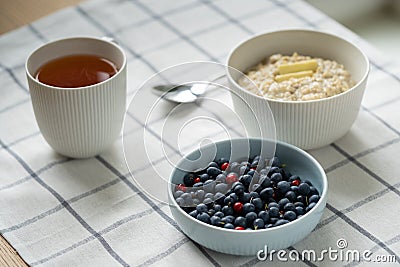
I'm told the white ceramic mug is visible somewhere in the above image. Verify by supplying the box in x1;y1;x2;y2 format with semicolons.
26;37;127;158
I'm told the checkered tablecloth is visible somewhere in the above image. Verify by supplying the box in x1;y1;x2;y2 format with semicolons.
1;0;399;266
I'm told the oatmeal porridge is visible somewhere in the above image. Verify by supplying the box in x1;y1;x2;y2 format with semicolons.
238;53;355;101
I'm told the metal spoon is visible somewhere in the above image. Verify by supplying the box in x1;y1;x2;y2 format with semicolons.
151;74;225;103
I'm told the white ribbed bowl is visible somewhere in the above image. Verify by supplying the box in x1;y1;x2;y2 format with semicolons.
168;138;327;256
227;29;370;150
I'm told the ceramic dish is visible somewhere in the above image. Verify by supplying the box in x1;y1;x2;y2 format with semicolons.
168;138;327;256
226;29;370;149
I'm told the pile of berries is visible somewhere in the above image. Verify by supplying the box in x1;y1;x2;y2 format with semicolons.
173;156;320;230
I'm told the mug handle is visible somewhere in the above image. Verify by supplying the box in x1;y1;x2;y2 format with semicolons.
101;36;119;45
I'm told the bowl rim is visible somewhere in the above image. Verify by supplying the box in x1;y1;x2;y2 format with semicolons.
225;28;370;104
168;137;328;234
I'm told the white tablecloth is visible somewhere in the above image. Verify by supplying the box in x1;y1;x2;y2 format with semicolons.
0;0;399;266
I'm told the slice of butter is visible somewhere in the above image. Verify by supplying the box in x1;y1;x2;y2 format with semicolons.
275;70;313;82
278;59;318;75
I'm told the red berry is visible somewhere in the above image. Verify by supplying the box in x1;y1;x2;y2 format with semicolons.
291;179;300;186
194;177;201;183
176;184;186;192
226;173;238;184
221;162;229;171
272;192;278;200
250;167;256;171
233;202;243;213
235;226;245;230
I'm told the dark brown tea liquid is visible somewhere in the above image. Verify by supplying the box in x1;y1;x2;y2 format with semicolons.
35;54;118;88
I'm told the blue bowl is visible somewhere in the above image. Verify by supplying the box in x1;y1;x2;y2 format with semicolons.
168;138;327;255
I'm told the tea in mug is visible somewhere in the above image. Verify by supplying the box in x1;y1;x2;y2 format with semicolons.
35;54;118;88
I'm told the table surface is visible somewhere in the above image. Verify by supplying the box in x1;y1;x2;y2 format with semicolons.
1;0;399;266
0;1;82;265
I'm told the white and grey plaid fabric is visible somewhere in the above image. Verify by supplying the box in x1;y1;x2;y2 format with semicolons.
1;0;399;266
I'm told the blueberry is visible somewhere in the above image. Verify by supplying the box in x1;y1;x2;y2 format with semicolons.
204;192;214;200
233;184;245;196
239;174;252;187
283;202;296;212
208;208;215;216
274;219;289;226
277;181;290;194
252;183;262;193
228;162;240;173
260;187;274;200
253;218;265;230
296;195;306;203
224;223;234;229
260;176;272;188
247;169;256;177
309;186;319;196
207;161;219;170
183;173;195;186
224;196;234;206
197;212;210;224
196;203;208;213
195;189;205;201
269;218;279;224
214;192;225;205
285;191;297;202
299;183;311;195
214;204;222;212
210;215;221;226
193;199;200;205
289;175;300;183
284;211;297;221
245;211;257;226
305;202;316;212
294;202;304;208
251;198;263;210
258;210;270;223
214;211;224;218
239;165;249;175
278;198;290;210
203;179;215;193
229;193;239;203
243;203;255;214
222;205;234;216
249;191;260;199
174;190;184;199
189;210;198;218
295;206;305;215
240;193;251;203
290;186;299;194
215;174;226;183
203;198;213;206
265;224;274;229
199;173;209;183
268;167;280;176
268;202;279;209
207;167;222;178
180;193;191;201
250;160;259;169
175;197;184;206
309;195;320;203
220;215;235;225
215;183;228;194
234;216;247;227
193;182;203;188
268;207;280;218
270;172;282;183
